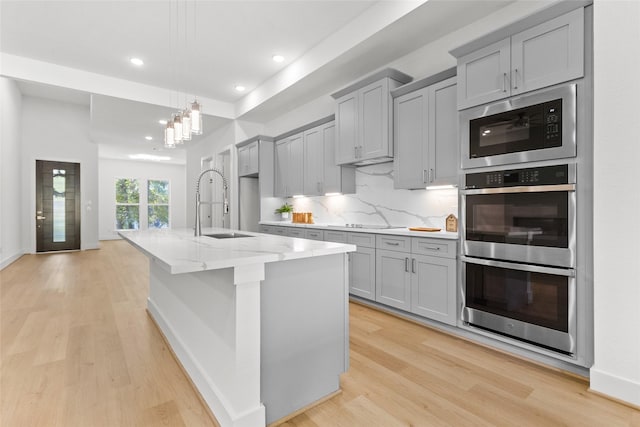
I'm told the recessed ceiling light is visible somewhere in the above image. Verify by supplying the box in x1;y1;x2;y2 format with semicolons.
235;85;246;92
158;119;168;125
130;57;144;66
145;136;153;141
272;55;284;63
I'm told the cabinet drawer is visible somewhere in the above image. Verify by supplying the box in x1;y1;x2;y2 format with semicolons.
347;232;376;248
305;229;324;241
411;238;457;259
324;230;348;243
376;235;411;252
285;228;305;238
259;225;276;234
272;226;288;236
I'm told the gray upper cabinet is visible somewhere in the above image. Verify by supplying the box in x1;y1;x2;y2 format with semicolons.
236;136;274;197
303;126;323;196
238;141;259;177
303;121;355;196
455;7;584;110
332;69;412;165
274;133;304;197
393;73;458;189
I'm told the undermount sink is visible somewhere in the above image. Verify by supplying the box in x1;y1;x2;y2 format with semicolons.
204;232;253;239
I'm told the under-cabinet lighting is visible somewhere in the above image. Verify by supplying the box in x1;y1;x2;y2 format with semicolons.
425;184;457;190
292;195;305;198
324;192;342;196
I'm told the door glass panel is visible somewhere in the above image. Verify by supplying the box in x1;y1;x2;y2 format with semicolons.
52;169;66;242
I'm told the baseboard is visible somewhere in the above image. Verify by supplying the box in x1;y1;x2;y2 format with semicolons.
0;251;24;270
147;298;265;427
590;368;640;407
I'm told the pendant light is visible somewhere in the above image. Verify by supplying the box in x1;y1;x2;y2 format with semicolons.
190;99;203;135
181;109;192;141
164;120;176;148
173;113;184;143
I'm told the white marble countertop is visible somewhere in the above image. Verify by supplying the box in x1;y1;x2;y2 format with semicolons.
259;221;459;240
119;227;356;275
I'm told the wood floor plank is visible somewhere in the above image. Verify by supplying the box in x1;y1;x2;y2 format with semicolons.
1;240;638;426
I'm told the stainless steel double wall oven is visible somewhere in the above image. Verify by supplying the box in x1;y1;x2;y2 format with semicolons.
459;83;585;357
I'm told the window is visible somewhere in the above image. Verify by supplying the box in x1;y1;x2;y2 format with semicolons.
148;180;170;229
115;178;140;230
52;169;66;242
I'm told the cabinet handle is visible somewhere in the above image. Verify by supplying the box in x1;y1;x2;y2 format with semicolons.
514;68;519;90
354;146;358;159
429;169;434;183
502;72;508;93
425;246;441;251
386;242;400;246
422;169;427;183
412;258;416;274
405;257;409;272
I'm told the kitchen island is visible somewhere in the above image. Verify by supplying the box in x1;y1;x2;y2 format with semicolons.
119;228;356;427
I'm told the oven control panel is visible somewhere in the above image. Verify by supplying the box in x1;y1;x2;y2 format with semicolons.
543;99;563;144
465;164;570;189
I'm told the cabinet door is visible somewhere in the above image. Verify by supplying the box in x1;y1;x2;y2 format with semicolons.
288;133;304;196
511;8;584;95
238;145;250;176
457;38;510;109
303;126;323;196
393;88;428;189
335;92;358;165
248;142;259;175
274;139;288;197
360;78;391;160
349;247;376;301
410;254;456;325
375;249;411;311
322;122;339;194
427;77;458;186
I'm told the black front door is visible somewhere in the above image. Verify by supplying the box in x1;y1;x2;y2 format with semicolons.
35;160;81;252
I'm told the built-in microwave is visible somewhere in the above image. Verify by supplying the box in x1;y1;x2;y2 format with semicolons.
460;84;577;169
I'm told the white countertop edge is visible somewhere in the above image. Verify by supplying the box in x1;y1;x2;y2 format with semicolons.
119;229;356;275
259;221;459;240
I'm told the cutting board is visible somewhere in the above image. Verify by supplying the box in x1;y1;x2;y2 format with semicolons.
408;227;441;232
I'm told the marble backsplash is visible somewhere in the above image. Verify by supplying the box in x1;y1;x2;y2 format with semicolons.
262;162;459;229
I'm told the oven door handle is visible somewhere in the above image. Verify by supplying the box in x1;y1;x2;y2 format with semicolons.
462;183;576;195
460;256;576;277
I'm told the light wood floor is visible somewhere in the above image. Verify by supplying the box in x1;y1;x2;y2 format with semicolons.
1;241;638;426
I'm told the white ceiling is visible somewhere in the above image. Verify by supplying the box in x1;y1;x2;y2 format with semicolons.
1;0;515;163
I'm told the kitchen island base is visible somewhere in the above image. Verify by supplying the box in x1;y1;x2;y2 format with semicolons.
146;253;349;427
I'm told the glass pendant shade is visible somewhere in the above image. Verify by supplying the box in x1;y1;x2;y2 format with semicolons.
173;114;183;143
190;100;203;135
181;110;192;141
164;121;175;148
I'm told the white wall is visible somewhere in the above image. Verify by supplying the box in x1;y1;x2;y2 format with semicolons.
0;77;23;268
21;96;99;251
98;158;187;240
591;0;640;407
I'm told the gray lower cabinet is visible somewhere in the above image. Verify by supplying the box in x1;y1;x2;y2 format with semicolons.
346;233;376;301
259;224;276;234
376;248;411;311
410;254;456;325
305;229;324;241
285;228;305;238
376;234;457;325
